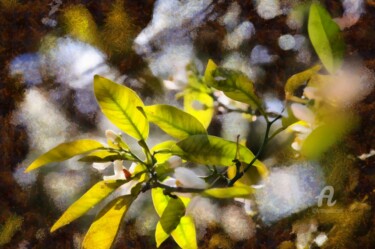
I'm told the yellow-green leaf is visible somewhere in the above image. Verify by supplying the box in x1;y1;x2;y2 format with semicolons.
152;187;171;217
94;75;149;140
78;150;133;163
151;141;176;165
25;139;103;172
171;216;197;249
204;59;217;84
143;105;207;139
184;91;214;129
208;68;261;109
308;3;345;73
51;180;126;232
82;195;134;249
203;186;254;199
160;198;185;234
284;65;321;97
172;135;256;167
155;221;170;247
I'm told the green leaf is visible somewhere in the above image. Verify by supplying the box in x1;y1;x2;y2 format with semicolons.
171;216;197;249
284;65;321;97
208;68;261;109
78;150;133;163
25;139;103;172
203;186;254;199
204;59;218;84
94;75;149;141
155;221;170;247
152;187;171;217
51;180;126;232
82;195;135;249
308;3;345;73
184;91;214;129
143;105;207;139
151;141;176;165
160;198;186;234
171;135;256;166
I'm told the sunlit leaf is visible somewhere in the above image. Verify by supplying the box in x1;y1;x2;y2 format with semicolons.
25;139;103;172
155;221;170;247
208;68;261;109
94;75;149;140
308;3;345;73
143;105;207;139
171;135;256;166
284;65;321;97
171;216;197;249
151;141;176;165
82;195;135;249
184;91;214;129
152;187;171;217
78;150;133;163
152;187;190;217
204;59;218;84
51;180;126;232
203;186;254;198
160;198;185;234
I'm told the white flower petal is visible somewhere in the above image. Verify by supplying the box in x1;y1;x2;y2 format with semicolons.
92;162;112;171
118;180;139;195
291;103;315;124
174;168;207;189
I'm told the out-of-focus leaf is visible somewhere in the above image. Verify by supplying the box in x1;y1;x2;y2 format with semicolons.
25;139;103;172
143;105;207;139
155;221;170;247
282;106;299;128
227;160;268;187
204;59;218;84
82;195;135;249
203;186;254;198
301;115;357;159
160;198;185;234
94;75;149;140
171;216;197;249
285;65;321;97
208;68;261;109
51;180;126;232
308;3;345;73
171;135;256;167
184;91;214;129
151;141;176;165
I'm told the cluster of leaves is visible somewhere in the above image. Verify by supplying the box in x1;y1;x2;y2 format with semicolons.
25;2;350;249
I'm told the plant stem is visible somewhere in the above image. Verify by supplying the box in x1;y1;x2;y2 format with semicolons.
227;115;282;186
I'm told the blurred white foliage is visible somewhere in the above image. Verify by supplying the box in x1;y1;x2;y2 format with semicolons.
13;153;39;190
250;45;277;65
278;34;296;51
134;0;213;85
255;162;325;224
220;205;256;241
220;2;241;31
224;21;256;50
9;53;42;86
43;171;89;211
187;197;220;239
41;37;120;90
336;0;365;29
12;88;73;151
255;0;282;20
220;112;250;142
